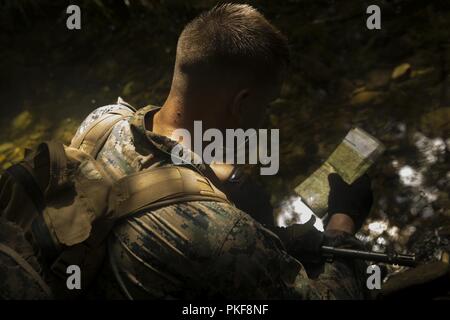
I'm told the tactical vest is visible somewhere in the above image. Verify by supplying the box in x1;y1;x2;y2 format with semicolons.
0;98;230;296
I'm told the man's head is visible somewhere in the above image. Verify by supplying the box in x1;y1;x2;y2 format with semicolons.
166;3;289;130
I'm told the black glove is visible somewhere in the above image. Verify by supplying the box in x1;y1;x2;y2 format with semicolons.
275;226;368;268
275;221;323;254
274;223;324;264
327;173;373;230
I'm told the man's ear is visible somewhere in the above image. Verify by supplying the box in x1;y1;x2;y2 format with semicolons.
230;89;249;119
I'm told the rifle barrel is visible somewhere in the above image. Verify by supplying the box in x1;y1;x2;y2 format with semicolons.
320;246;417;267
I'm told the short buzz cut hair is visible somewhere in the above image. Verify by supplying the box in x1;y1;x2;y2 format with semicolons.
175;3;290;84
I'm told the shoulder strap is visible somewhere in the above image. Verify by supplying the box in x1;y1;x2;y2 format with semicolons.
109;166;231;220
71;102;135;158
0;242;52;298
34;141;68;196
3;141;68;212
3;162;45;213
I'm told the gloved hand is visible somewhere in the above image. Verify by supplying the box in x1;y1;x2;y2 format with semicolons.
275;225;368;266
274;224;324;263
327;173;373;230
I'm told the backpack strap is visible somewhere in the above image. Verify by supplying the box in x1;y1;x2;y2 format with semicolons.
3;162;45;214
0;242;52;298
70;101;136;158
0;141;68;230
2;141;68;215
109;165;230;220
34;141;68;196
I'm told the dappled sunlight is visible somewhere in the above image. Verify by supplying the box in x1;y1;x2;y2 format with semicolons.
277;196;324;231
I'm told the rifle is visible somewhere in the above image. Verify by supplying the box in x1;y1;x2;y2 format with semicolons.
320;245;417;267
277;222;417;267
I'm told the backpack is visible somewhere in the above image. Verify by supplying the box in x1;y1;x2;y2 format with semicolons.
0;99;230;296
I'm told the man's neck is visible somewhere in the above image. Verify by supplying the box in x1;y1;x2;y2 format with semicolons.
152;95;236;183
153;94;228;141
152;95;190;136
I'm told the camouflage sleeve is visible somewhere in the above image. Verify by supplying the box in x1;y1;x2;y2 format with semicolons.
71;104;128;145
207;214;367;300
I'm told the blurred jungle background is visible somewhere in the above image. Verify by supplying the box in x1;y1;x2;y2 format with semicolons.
0;0;449;293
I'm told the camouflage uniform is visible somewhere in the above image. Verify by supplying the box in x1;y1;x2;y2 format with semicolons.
73;100;367;300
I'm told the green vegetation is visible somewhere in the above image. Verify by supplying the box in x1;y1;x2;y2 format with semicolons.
0;0;449;272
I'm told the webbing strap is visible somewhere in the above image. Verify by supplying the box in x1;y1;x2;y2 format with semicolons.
0;243;52;297
111;166;230;220
5;163;45;213
34;141;67;195
71;107;135;158
4;140;69;216
89;114;125;157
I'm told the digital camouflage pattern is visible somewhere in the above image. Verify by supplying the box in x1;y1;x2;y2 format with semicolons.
73;100;368;300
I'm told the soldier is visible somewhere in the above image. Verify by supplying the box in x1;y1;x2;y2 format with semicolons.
0;3;373;300
72;4;373;299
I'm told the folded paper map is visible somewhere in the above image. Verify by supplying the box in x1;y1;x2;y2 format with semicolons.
294;127;385;218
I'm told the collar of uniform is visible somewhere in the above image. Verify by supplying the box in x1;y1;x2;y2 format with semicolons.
130;105;211;175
